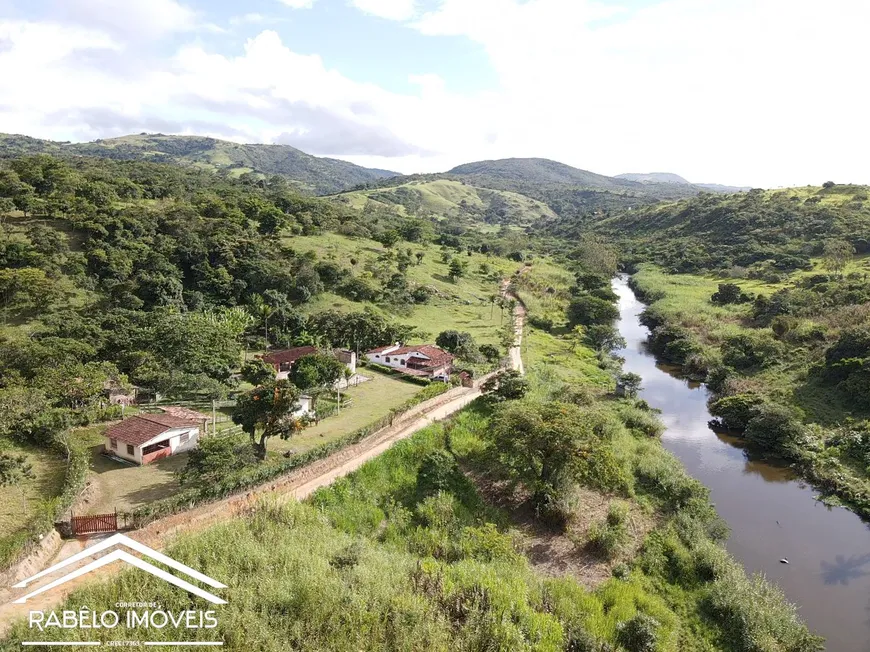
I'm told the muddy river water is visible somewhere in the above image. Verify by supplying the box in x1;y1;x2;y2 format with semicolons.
613;276;870;651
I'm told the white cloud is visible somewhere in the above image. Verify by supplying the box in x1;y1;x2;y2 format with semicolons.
278;0;316;8
2;0;870;187
53;0;199;39
404;0;870;186
351;0;418;21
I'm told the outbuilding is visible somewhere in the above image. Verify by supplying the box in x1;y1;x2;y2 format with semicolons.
103;413;201;465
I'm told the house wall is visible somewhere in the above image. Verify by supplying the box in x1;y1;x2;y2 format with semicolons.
337;350;357;374
292;396;313;417
367;348;429;371
104;427;199;465
104;437;139;463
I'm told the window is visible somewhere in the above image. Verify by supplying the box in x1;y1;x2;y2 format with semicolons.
385;357;391;363
110;438;117;449
126;444;134;456
400;359;406;365
180;432;190;444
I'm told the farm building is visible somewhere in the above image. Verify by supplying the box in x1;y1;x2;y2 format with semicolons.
103;413;204;465
261;347;357;381
366;344;454;381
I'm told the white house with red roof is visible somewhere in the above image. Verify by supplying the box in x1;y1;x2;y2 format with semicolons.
366;343;454;381
103;411;204;465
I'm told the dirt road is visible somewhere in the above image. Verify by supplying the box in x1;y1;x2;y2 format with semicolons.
0;293;527;633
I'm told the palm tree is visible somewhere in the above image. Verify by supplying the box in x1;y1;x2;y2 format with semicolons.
250;295;274;346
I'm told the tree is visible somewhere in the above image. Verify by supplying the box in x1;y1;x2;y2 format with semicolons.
288;353;345;396
448;258;465;281
250;294;274;345
0;452;35;487
232;380;302;459
822;239;854;277
488;401;608;510
376;230;400;248
479;344;501;363
584;324;626;352
617;372;643;397
567;295;619;327
436;330;477;358
241;359;275;386
415;252;424;265
481;369;529;402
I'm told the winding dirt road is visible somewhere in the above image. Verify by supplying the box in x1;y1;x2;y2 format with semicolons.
0;279;528;634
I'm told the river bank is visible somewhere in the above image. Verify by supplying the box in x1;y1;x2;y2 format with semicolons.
614;275;870;652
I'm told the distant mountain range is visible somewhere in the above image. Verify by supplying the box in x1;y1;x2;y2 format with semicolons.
0;133;751;218
617;172;751;194
0;133;399;195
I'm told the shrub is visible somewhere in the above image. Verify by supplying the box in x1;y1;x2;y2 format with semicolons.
744;403;809;456
711;283;752;305
721;333;781;371
415;450;463;499
528;314;555;331
704;567;824;651
615;613;659;652
588;502;629;560
618;405;664;437
708;394;764;431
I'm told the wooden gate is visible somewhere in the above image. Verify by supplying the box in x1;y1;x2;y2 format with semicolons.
71;511;118;536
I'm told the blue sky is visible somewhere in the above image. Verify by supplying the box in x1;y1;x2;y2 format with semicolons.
0;0;868;187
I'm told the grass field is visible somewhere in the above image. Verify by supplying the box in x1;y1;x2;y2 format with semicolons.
268;370;423;455
333;178;557;225
0;441;66;562
286;232;520;345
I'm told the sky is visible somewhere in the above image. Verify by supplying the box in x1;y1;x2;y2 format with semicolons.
0;0;868;188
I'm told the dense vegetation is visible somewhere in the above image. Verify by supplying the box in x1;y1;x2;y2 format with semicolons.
0;133;397;195
0;139;829;649
4;377;821;651
0;150;533;566
589;185;870;274
612;183;870;519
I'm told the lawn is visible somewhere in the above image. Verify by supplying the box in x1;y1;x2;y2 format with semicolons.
268;370;424;455
0;440;67;563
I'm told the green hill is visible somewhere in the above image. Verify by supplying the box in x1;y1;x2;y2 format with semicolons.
586;184;870;273
334;178;557;228
0;133;398;195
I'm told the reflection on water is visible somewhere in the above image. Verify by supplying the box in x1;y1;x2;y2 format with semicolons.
613;276;870;652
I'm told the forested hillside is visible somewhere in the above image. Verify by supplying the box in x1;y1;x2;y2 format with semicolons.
0;133;397;195
607;182;870;520
585;184;870;273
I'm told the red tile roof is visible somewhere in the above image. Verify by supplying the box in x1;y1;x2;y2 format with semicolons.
369;344;454;369
159;406;210;422
105;414;198;447
368;344;399;354
261;346;318;365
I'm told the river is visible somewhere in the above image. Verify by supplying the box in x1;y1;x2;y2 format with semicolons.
613;276;870;652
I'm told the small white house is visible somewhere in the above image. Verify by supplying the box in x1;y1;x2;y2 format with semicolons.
366;343;454;381
293;395;314;418
104;414;201;465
